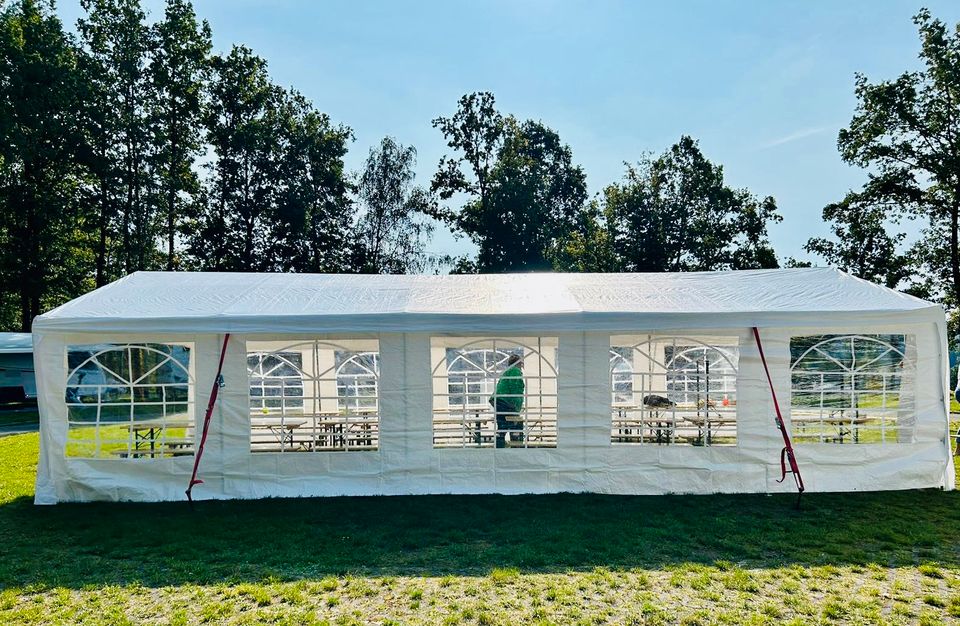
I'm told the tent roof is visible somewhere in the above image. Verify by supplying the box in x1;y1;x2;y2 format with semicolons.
32;268;942;335
0;333;33;353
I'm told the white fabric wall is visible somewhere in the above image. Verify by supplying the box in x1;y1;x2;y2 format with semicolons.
33;320;954;504
767;321;954;493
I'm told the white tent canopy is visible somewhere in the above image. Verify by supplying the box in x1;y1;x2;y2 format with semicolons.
0;332;33;353
32;269;953;503
34;268;940;333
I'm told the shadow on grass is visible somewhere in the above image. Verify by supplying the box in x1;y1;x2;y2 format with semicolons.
1;488;959;589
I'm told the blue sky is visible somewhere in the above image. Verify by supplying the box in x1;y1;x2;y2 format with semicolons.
55;0;960;263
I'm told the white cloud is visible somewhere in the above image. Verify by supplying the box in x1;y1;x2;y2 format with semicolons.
759;126;832;149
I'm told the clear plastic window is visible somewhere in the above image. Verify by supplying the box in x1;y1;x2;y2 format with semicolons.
790;334;914;444
432;337;558;449
246;340;380;452
65;343;193;459
610;335;739;446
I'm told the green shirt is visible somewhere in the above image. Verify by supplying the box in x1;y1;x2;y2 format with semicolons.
493;365;524;413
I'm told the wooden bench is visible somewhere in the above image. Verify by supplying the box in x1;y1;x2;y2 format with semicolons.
111;444;195;458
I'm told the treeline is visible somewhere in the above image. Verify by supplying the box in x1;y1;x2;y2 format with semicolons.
0;0;434;331
0;0;783;332
1;1;957;334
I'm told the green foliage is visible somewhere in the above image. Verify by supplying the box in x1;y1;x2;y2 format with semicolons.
188;45;283;270
78;0;158;282
354;136;435;274
0;0;357;330
0;0;94;331
805;191;912;289
431;92;591;272
815;9;960;305
187;46;353;272
263;90;353;273
149;0;211;271
602;136;781;272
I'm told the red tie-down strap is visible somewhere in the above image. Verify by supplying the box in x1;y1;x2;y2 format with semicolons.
752;327;805;506
186;333;231;503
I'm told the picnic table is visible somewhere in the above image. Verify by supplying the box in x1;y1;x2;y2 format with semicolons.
433;406;492;445
612;404;676;444
682;414;737;445
124;418;193;457
250;417;307;448
792;412;869;443
433;407;556;448
308;412;379;450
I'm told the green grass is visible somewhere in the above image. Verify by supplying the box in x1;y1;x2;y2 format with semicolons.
1;434;960;624
65;423;190;458
0;405;38;429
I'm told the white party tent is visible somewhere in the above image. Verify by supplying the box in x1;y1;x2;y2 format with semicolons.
32;268;954;504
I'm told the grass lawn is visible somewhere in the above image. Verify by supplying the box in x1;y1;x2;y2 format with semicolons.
0;404;39;430
1;436;960;625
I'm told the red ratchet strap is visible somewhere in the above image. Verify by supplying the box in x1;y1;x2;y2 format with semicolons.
752;327;805;507
186;333;230;503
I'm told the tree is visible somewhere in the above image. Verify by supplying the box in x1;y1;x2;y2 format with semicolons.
150;0;211;270
0;0;92;330
602;136;781;272
270;90;354;273
190;45;281;271
431;91;504;220
354;137;435;274
78;0;157;283
550;201;617;272
804;192;912;288
821;9;960;304
189;47;353;273
431;93;590;272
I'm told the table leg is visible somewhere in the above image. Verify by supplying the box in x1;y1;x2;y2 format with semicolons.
474;411;482;446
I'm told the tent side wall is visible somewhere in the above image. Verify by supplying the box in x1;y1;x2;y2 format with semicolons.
770;319;954;492
33;315;953;504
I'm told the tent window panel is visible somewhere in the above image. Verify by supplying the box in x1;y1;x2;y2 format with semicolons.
790;334;914;444
610;336;739;446
64;343;194;460
432;337;558;449
246;340;380;453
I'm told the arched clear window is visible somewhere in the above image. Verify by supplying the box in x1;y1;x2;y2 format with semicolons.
790;334;913;444
248;351;304;413
610;347;634;405
446;347;523;408
336;352;380;413
246;340;380;452
65;343;193;459
610;336;739;446
432;337;558;449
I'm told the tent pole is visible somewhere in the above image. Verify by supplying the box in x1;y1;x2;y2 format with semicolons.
752;327;806;509
185;333;231;503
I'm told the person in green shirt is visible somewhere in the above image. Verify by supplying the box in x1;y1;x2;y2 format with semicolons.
490;354;525;448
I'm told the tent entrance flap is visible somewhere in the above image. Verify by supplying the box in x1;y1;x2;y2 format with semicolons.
752;326;805;503
186;333;230;503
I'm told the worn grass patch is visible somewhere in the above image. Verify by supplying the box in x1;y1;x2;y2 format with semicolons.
1;432;959;624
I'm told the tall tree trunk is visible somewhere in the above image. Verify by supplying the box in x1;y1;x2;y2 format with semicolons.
951;198;960;306
19;288;30;333
96;185;108;287
167;181;176;270
21;193;38;332
167;111;180;271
